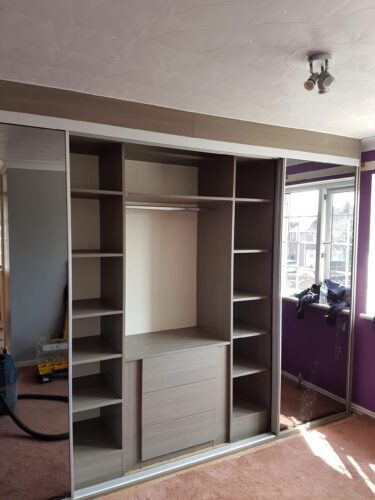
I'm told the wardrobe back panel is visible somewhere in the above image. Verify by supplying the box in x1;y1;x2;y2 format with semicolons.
71;198;100;250
70;153;99;189
125;160;198;195
125;210;197;335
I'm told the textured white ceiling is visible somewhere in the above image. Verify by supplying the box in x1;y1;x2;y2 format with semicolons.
1;0;375;138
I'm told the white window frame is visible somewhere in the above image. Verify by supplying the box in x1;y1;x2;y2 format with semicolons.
283;178;355;295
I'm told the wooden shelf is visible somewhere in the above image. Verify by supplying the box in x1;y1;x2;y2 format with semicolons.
125;326;230;361
233;291;268;302
71;188;123;199
235;198;271;203
72;299;123;319
233;323;269;339
232;356;268;378
72;336;122;365
125;192;232;206
233;400;268;420
72;250;123;258
73;417;122;463
233;249;269;254
73;374;122;413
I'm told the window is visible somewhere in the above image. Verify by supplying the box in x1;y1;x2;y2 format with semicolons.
282;181;354;295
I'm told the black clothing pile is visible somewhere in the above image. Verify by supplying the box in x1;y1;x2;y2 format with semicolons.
324;279;351;326
295;279;350;326
296;284;321;319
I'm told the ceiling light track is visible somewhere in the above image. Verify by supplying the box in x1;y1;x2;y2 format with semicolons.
304;53;335;94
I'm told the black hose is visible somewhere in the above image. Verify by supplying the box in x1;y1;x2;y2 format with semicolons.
0;393;69;441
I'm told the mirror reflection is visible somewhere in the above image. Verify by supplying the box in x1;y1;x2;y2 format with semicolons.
0;124;70;499
280;159;356;431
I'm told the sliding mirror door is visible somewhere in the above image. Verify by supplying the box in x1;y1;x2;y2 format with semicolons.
0;124;71;499
280;159;358;431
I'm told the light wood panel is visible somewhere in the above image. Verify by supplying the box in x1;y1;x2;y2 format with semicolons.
142;379;217;427
141;410;216;461
125;327;229;361
0;80;360;159
142;348;218;393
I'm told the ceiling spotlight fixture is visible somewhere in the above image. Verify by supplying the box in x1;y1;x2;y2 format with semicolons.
304;53;335;94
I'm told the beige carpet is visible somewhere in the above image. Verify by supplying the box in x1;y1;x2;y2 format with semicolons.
102;415;375;500
0;366;70;500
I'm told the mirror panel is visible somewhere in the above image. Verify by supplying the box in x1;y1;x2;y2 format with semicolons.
280;159;357;431
0;124;71;498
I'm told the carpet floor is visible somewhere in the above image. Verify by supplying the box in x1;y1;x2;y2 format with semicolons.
0;366;70;500
101;415;375;500
280;375;346;430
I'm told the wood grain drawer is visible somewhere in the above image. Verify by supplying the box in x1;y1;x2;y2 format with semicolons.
74;452;123;489
142;348;218;393
142;379;217;427
142;410;216;461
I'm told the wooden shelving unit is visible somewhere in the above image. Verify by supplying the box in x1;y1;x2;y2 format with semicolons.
70;137;125;489
230;159;277;442
67;138;279;489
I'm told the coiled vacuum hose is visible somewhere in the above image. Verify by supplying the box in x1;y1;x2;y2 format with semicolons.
0;393;69;441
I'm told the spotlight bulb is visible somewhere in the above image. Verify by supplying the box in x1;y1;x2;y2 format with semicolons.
304;72;319;91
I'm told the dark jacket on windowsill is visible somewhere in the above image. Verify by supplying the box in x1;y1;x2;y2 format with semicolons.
296;284;321;319
295;279;350;326
325;279;351;326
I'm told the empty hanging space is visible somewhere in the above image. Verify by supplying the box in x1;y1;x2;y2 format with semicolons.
124;145;234;355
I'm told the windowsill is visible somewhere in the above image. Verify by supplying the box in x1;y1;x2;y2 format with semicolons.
359;313;374;321
282;295;350;315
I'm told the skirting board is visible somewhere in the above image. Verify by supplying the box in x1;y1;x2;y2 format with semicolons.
351;403;375;419
282;370;346;405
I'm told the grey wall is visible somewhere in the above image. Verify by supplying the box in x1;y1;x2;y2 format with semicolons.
7;168;68;362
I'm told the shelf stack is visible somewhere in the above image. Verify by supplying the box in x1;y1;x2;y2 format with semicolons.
230;159;277;442
70;138;125;488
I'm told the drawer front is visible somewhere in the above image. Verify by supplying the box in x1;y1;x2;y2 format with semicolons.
142;348;218;393
74;452;123;489
142;379;217;427
142;410;216;461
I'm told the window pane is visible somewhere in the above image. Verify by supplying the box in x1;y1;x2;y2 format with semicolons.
327;188;354;287
332;191;354;215
331;215;353;243
283;189;319;294
289;190;319;217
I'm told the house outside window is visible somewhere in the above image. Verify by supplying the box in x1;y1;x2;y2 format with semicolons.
282;181;355;296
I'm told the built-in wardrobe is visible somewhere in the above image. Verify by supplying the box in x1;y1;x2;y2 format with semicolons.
69;135;280;489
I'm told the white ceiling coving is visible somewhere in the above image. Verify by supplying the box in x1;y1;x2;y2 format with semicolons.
1;0;375;138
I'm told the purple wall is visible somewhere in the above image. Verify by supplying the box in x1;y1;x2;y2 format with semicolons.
352;152;375;413
282;299;349;399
